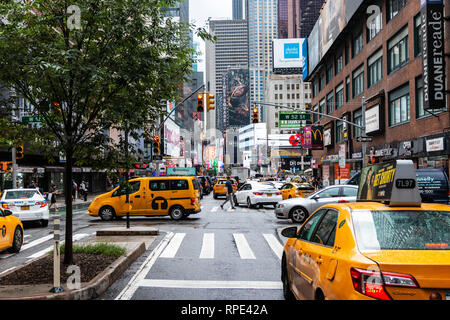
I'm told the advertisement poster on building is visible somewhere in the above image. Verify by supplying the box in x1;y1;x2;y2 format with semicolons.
226;68;250;127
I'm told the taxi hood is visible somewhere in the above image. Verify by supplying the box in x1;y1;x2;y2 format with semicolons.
361;250;450;288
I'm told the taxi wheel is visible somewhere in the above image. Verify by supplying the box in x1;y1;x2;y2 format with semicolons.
8;227;23;253
169;206;184;221
290;207;308;224
99;206;115;221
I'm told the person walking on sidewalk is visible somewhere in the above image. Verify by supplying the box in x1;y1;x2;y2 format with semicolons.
220;177;235;210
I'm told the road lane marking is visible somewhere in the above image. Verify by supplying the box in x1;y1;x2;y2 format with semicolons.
138;279;283;290
263;234;283;260
115;231;174;300
199;233;214;259
233;233;255;259
26;233;90;260
159;233;185;258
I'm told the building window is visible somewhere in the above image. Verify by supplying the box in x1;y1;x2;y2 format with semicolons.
389;83;410;126
326;64;333;84
345;76;350;102
387;26;408;74
352;65;364;98
335;83;344;109
367;2;383;41
335;54;343;75
414;14;422;57
352;32;363;58
326;91;334;114
319;99;325;120
368;49;383;87
353;108;363;138
387;0;407;22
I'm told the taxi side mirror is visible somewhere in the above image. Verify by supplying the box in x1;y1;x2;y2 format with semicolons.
281;227;298;238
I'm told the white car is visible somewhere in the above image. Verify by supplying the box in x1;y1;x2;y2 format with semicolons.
233;181;282;208
0;189;49;227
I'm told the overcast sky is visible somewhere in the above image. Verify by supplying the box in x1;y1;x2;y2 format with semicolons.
189;0;232;73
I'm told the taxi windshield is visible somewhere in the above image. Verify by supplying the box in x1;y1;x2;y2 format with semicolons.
5;190;39;200
352;210;450;251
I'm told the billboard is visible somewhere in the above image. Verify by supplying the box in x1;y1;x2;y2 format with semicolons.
226;68;250;127
273;38;306;74
420;0;446;110
307;0;364;75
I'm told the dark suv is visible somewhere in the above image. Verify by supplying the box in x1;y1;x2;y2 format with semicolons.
347;168;450;204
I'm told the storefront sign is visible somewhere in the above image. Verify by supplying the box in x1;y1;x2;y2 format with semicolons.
426;136;444;152
421;0;446;110
365;105;380;133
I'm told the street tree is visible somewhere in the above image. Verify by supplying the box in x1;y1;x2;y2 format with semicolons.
0;0;210;264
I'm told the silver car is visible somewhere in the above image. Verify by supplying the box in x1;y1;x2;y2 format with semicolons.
275;185;358;223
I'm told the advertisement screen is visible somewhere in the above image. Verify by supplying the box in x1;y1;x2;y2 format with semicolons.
273;38;306;72
226;68;250;127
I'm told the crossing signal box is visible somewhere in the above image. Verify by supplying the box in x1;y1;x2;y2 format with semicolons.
366;155;379;166
196;93;204;112
206;93;215;111
252;107;259;123
152;135;160;154
16;145;24;160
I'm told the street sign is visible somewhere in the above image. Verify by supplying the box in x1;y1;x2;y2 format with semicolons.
356;136;373;143
22;116;43;123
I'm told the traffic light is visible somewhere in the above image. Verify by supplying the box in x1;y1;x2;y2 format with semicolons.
252;107;259;123
152;135;160;154
206;93;215;111
16;144;24;160
366;155;379;166
196;93;204;112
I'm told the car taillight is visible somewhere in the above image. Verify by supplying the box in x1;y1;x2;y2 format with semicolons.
253;192;263;196
36;201;47;207
350;268;419;300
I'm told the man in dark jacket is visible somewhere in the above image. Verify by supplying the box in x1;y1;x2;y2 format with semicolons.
220;177;235;210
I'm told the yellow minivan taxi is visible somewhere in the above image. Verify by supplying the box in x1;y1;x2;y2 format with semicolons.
0;207;24;253
88;176;201;221
281;202;450;300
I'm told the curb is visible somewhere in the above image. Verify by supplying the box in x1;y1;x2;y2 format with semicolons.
0;242;146;300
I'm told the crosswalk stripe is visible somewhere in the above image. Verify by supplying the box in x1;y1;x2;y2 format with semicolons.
233;233;256;259
199;233;214;259
263;234;283;260
160;233;185;258
139;279;283;290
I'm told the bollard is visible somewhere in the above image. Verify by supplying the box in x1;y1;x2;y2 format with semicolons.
49;217;64;293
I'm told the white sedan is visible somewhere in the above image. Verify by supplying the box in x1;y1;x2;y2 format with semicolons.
233;182;282;209
0;189;49;227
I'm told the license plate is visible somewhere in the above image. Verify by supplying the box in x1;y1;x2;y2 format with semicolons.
267;194;272;197
21;206;30;210
446;290;450;300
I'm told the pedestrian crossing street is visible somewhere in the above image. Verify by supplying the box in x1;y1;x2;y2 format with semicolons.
158;231;284;261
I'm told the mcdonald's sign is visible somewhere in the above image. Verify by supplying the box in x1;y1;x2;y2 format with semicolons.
301;126;324;150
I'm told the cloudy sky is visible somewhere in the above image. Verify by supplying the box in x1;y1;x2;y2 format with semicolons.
189;0;232;73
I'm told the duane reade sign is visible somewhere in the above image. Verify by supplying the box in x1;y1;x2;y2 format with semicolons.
421;0;446;110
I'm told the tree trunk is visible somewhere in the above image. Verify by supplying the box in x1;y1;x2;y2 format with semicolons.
63;146;73;265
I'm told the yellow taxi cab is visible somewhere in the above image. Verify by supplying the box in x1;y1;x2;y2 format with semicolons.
213;178;237;199
280;182;315;200
88;176;201;221
0;207;24;253
281;160;450;300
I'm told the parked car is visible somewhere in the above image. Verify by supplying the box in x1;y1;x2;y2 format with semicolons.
347;168;450;204
275;185;358;223
233;181;282;208
0;188;49;227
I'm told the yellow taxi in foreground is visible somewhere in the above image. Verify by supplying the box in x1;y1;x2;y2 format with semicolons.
281;202;450;300
280;182;315;200
0;207;24;253
281;160;450;300
213;178;237;199
88;176;201;221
